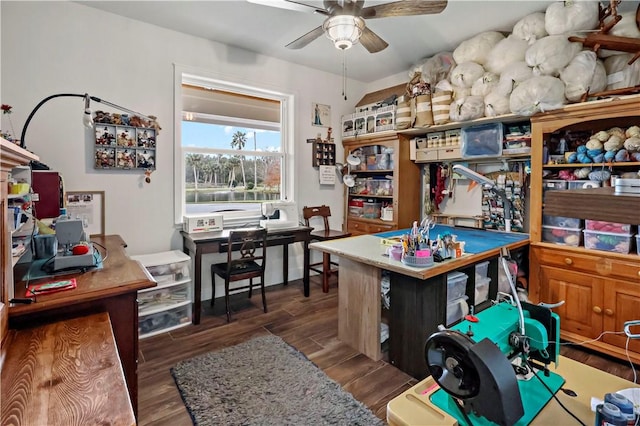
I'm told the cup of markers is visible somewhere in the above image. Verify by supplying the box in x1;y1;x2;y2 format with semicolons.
400;231;433;267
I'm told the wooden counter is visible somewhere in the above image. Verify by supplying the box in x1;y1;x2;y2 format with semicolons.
1;312;135;426
310;225;529;378
9;235;155;416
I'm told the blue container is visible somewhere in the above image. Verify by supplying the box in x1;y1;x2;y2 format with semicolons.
595;402;627;426
605;393;636;426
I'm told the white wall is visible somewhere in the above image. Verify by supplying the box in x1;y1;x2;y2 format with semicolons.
1;1;366;300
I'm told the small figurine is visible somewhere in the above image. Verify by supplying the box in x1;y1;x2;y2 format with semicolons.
144;169;153;184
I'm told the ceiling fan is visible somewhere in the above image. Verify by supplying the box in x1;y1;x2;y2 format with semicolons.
249;0;448;53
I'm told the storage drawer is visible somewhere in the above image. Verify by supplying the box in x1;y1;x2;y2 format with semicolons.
438;147;461;160
535;246;640;282
138;280;190;316
369;223;395;233
347;220;370;234
139;302;191;338
133;250;191;284
415;149;438;162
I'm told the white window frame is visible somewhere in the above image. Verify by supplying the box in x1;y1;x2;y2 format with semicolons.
173;64;295;226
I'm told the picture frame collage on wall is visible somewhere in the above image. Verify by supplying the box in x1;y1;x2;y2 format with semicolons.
94;124;156;170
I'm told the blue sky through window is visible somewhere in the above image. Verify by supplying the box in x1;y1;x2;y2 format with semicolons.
182;121;281;151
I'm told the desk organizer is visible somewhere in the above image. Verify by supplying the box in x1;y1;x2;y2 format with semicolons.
401;254;434;268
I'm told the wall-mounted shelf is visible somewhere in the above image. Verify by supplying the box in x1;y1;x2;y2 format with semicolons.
543;161;640;169
312;141;336;167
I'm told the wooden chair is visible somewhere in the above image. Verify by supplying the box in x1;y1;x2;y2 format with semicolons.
303;205;351;293
210;228;268;322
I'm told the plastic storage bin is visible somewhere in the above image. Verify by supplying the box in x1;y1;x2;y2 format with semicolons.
363;201;382;219
138;303;192;338
446;296;469;326
138;281;190;316
542;225;582;246
543;215;581;229
585;220;632;234
475;261;489;280
567;180;601;190
583;230;633;254
475;277;491;304
460;123;503;158
447;271;468;302
636;235;640;255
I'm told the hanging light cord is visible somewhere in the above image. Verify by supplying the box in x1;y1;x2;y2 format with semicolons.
342;50;348;101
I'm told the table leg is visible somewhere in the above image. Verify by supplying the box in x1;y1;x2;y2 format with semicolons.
283;244;289;286
190;247;202;325
303;238;310;297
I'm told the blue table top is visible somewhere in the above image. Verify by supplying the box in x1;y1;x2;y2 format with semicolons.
375;225;528;255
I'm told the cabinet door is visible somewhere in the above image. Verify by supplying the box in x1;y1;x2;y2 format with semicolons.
540;265;603;338
602;279;640;353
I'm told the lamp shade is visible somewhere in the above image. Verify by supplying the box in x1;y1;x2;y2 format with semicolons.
323;15;364;50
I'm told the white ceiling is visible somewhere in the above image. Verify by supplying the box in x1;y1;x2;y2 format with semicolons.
76;1;636;83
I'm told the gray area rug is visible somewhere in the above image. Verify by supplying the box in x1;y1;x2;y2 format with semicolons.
170;334;385;426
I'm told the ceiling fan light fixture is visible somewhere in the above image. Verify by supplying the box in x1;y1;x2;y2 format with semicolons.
323;15;365;50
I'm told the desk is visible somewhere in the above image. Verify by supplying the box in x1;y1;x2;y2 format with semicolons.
10;235;155;416
181;226;312;325
387;356;640;425
2;312;135;426
309;225;529;378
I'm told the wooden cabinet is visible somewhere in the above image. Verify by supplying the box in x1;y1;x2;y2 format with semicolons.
528;96;640;364
343;132;420;235
0;138;38;361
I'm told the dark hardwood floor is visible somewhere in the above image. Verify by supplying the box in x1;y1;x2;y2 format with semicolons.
138;276;638;425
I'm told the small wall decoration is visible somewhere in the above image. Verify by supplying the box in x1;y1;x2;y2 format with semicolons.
93;111;158;171
312;103;331;127
65;191;105;237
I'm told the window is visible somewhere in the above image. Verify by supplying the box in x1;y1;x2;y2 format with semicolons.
174;68;295;226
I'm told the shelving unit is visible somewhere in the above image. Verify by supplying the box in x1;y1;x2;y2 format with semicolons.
131;250;192;338
528;95;640;364
343;132;421;235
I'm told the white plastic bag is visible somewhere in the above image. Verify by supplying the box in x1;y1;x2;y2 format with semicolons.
545;0;600;35
450;61;485;88
485;35;529;75
604;54;640;90
420;52;456;85
453;31;505;65
450;95;485;122
496;61;534;95
484;91;511;117
512;12;547;45
509;76;566;116
560;51;607;101
471;72;499;97
525;35;582;76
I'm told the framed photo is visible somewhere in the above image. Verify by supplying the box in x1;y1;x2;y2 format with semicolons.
312;103;331;127
64;191;105;237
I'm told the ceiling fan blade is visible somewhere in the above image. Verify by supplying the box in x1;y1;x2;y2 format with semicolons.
361;0;448;19
247;0;329;15
360;26;388;53
286;25;325;49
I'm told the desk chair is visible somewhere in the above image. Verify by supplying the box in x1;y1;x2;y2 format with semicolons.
302;205;351;293
210;228;268;322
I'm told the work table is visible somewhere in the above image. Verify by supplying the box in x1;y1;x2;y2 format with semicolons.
310;225;530;378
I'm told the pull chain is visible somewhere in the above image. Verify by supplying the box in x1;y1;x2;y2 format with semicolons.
342;50;348;101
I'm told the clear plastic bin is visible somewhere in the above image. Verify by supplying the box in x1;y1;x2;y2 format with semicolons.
446;296;469;326
542;225;582;246
583;230;632;254
139;302;191;338
447;271;468;302
567;180;601;190
138;281;190;316
475;261;489;280
585;220;632;234
636;235;639;255
543;215;581;229
475;277;491;304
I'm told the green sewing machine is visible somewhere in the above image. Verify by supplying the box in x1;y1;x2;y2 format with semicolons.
425;297;565;426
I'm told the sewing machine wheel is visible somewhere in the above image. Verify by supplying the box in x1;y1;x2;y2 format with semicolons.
425;330;480;399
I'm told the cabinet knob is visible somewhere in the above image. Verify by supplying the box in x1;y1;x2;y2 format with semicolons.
564;258;573;265
593;306;602;314
605;309;614;316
